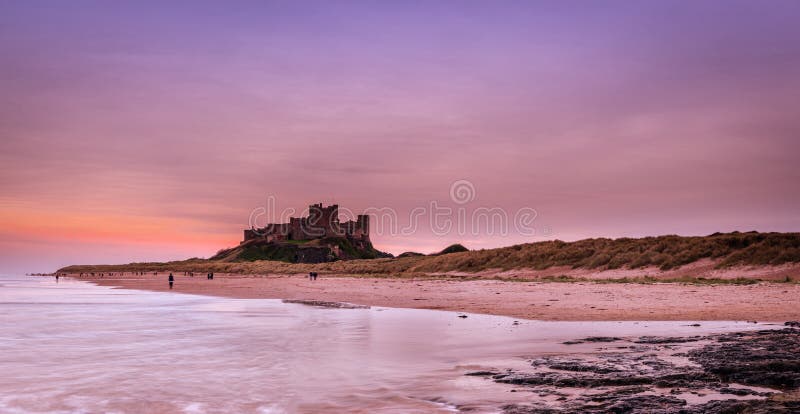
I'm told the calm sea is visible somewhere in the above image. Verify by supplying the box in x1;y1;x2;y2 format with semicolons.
0;274;769;413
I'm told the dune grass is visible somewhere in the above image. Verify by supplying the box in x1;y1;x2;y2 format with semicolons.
532;275;786;285
59;231;800;279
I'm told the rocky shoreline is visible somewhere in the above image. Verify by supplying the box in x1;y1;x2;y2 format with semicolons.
281;299;370;309
468;323;800;413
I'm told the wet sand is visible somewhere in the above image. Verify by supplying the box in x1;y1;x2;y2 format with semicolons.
69;273;800;321
26;274;799;412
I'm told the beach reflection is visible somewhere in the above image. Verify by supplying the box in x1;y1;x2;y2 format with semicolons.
0;275;772;413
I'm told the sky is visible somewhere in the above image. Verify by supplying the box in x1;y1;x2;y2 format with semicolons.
1;1;799;274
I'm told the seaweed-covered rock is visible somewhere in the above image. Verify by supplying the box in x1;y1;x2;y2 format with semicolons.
474;327;800;413
689;328;800;389
679;398;800;414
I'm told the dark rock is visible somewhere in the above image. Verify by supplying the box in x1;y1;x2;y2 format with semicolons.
281;299;369;309
679;399;800;414
601;395;687;412
495;372;654;387
582;336;622;343
465;371;498;376
634;336;704;344
478;327;800;413
688;328;800;389
718;387;769;396
548;362;620;374
503;395;688;413
586;386;649;401
502;405;559;414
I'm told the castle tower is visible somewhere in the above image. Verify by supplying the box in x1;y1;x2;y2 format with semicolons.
357;214;370;240
306;203;341;237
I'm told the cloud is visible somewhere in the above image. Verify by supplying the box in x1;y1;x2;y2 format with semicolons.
1;1;798;270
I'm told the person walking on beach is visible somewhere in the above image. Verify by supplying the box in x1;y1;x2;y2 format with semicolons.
168;273;174;289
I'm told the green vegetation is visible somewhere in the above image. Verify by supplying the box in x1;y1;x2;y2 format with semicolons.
397;251;425;258
210;236;388;263
237;244;298;262
280;239;312;245
321;237;386;260
436;243;469;255
59;232;800;281
415;231;799;272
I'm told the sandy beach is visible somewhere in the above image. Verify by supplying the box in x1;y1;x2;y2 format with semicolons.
67;273;800;321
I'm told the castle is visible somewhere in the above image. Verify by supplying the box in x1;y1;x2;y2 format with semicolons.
243;203;370;248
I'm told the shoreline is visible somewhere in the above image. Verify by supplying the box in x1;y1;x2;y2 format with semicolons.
62;272;800;322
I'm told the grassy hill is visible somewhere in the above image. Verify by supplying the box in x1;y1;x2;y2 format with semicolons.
210;237;390;263
59;232;800;277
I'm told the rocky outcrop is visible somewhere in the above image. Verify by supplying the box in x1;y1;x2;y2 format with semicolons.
468;327;800;413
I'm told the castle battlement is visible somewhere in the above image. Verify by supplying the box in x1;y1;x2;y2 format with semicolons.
244;203;370;247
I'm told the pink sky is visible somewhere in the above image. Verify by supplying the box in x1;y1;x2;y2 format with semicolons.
1;1;799;273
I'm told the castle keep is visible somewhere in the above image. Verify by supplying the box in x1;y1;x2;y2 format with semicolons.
243;203;370;247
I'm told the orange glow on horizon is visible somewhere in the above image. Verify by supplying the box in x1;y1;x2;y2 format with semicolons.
0;208;239;251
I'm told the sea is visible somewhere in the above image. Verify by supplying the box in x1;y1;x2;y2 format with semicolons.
0;274;771;413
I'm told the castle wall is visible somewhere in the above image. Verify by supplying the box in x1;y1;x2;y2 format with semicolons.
289;217;303;240
357;215;369;238
243;203;371;243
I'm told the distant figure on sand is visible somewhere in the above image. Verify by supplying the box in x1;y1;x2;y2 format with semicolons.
168;273;174;289
308;272;318;281
55;275;59;282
